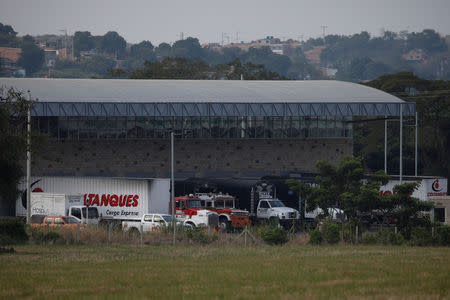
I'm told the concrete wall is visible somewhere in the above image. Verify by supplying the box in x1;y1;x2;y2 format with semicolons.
31;138;353;178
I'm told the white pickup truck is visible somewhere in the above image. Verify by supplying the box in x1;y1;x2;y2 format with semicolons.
122;213;174;235
255;198;300;226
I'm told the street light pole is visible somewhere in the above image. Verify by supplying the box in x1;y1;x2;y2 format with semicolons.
26;92;31;224
171;131;176;245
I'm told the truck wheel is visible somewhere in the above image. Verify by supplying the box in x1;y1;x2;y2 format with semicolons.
129;228;140;238
269;217;279;226
184;222;195;229
219;218;230;232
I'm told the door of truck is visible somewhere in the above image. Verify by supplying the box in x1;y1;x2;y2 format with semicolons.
142;214;155;231
258;200;270;218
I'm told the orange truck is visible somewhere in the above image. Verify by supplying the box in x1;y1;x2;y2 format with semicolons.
31;216;86;231
196;193;250;231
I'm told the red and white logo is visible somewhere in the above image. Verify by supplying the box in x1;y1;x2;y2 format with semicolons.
432;179;443;192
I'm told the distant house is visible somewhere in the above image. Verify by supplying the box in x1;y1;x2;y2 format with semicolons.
402;49;425;62
80;49;97;58
216;36;299;55
0;47;22;76
304;46;325;65
320;67;338;78
44;49;58;67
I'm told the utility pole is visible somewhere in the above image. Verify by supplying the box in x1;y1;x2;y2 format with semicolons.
180;32;184;40
26;92;31;224
171;132;176;246
320;26;328;40
60;29;68;58
399;104;403;184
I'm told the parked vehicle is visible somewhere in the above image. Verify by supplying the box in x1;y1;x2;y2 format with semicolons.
16;176;170;225
196;193;250;231
31;215;86;231
174;195;219;228
122;213;174;235
28;192;100;225
249;183;300;227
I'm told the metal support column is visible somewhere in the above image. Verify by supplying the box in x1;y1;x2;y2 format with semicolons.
384;115;387;174
399;104;403;184
171;132;176;246
26;93;31;225
415;112;418;177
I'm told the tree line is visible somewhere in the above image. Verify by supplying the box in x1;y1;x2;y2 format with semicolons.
2;22;448;81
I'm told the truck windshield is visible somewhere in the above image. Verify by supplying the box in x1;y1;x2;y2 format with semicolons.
82;207;99;218
162;215;173;222
62;216;80;224
268;200;286;208
186;200;202;208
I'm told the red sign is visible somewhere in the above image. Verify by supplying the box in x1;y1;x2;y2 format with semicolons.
83;194;139;207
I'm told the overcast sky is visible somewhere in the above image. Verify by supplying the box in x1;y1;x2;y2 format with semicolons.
1;0;449;45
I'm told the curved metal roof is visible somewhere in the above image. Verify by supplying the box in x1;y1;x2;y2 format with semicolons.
0;78;414;116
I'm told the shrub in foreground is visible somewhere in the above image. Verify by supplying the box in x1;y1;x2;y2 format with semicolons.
258;219;289;245
409;227;433;246
309;229;322;245
185;227;218;244
0;218;28;245
30;228;63;245
437;225;450;246
324;222;340;244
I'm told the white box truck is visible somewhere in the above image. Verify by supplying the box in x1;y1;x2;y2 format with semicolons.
17;176;170;225
29;192;100;224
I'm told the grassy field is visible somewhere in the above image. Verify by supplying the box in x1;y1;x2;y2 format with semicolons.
1;244;449;299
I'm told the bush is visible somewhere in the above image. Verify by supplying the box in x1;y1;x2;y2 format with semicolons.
361;232;378;244
261;226;289;245
185;227;217;244
0;218;28;245
30;227;63;245
309;229;322;245
324;222;340;244
409;227;433;246
436;225;450;246
377;230;404;245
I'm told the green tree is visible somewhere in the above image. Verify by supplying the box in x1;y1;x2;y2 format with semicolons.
0;23;19;47
73;31;94;57
154;42;171;59
80;55;116;76
170;37;204;60
17;35;44;75
407;29;447;53
100;31;126;55
363;72;450;179
391;182;434;238
130;41;155;60
0;88;45;205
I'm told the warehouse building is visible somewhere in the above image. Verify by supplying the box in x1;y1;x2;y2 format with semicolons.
1;78;415;180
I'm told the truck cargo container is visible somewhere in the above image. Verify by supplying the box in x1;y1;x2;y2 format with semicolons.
29;192;99;224
16;176;170;223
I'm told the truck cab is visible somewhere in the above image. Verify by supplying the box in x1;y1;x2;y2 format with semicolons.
31;215;86;231
122;213;174;234
174;195;219;228
256;198;300;226
197;193;250;231
68;205;100;225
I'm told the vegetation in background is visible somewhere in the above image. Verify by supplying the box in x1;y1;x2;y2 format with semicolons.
0;88;45;206
286;156;434;240
128;57;288;80
358;72;450;180
0;218;28;246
